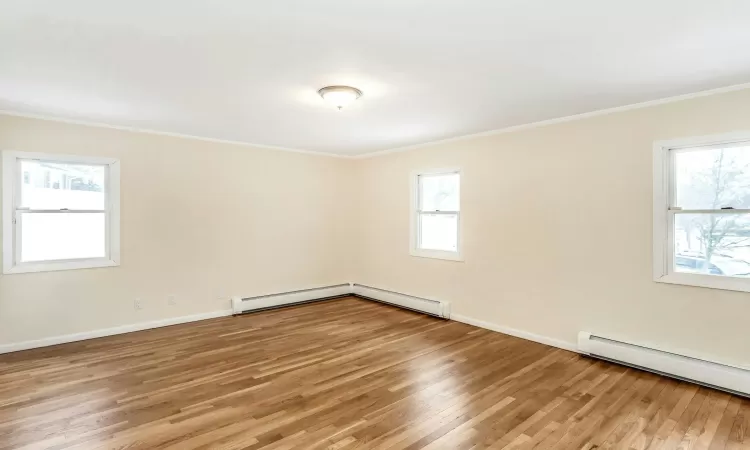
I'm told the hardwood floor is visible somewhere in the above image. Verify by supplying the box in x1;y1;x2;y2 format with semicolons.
0;297;748;449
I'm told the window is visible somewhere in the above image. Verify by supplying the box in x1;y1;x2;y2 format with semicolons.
2;151;120;274
653;132;750;292
410;169;462;261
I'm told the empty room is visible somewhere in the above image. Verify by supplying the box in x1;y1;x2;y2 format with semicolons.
1;1;750;449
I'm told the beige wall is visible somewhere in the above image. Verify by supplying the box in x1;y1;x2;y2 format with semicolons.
354;88;750;369
0;116;356;346
3;88;750;369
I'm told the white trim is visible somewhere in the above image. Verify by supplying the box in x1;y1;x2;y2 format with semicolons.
2;150;121;274
108;160;121;266
356;82;750;159
0;283;450;354
652;140;670;282
1;153;13;273
451;313;578;353
410;248;464;262
0;309;233;354
0;110;348;159
0;292;561;355
4;281;746;392
652;131;750;292
653;131;750;152
4;150;119;166
653;271;750;293
5;258;118;274
410;168;464;262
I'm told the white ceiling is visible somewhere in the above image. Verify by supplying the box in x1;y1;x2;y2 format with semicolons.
2;0;750;156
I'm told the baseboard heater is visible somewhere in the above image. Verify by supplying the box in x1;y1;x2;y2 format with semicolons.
232;283;451;319
232;284;352;315
351;284;450;319
578;332;750;398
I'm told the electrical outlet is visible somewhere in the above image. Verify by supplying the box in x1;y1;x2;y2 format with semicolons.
134;298;143;310
218;296;232;308
167;295;177;306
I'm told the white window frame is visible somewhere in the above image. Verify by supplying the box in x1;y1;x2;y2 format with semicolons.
653;131;750;292
2;150;120;274
410;168;463;261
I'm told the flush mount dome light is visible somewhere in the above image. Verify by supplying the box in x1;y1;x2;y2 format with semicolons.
318;85;362;110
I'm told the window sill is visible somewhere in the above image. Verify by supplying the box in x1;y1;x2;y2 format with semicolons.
410;249;464;262
654;272;750;293
4;258;119;275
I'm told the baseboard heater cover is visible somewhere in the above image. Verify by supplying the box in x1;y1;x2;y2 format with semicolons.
578;332;750;397
232;284;352;315
351;284;450;319
232;283;450;319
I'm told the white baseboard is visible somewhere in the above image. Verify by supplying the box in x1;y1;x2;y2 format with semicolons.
1;286;575;356
0;309;233;355
451;313;578;353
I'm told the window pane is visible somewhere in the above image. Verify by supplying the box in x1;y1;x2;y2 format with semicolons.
420;173;460;211
20;213;106;262
674;144;750;210
419;213;458;252
674;213;750;277
20;160;106;210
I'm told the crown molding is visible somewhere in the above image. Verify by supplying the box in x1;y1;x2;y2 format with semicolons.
0;110;348;159
354;82;750;159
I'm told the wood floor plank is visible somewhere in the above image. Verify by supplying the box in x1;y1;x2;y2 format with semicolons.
709;396;744;450
0;297;748;449
727;400;750;450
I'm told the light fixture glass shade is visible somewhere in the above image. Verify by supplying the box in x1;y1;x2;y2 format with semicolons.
318;86;362;110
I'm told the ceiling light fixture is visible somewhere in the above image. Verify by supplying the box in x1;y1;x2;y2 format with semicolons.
318;85;362;110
